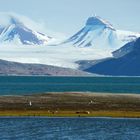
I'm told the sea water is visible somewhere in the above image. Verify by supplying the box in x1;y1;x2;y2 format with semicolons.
0;76;140;95
0;117;140;140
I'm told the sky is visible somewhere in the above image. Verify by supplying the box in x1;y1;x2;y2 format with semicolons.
0;0;140;37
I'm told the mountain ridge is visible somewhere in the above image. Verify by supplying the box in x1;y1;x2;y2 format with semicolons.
0;59;93;76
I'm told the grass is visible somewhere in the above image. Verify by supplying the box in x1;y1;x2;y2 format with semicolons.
0;110;140;118
0;92;140;118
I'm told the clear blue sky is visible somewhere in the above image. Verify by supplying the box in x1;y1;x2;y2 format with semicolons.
0;0;140;36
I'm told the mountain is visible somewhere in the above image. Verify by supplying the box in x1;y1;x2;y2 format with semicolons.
84;38;140;76
0;59;93;76
62;16;140;49
0;16;52;45
112;39;136;58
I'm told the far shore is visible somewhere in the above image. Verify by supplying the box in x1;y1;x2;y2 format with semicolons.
0;92;140;118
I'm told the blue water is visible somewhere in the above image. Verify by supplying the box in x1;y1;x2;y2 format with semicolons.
0;76;140;95
0;117;140;140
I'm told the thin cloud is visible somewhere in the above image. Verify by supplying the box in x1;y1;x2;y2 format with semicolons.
0;12;66;40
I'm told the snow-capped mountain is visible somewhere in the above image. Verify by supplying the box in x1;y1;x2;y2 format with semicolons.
0;14;140;71
62;16;140;50
0;16;52;45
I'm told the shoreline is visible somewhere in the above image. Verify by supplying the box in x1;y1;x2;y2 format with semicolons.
1;75;140;77
0;92;140;118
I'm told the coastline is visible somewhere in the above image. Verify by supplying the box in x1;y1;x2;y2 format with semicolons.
0;92;140;118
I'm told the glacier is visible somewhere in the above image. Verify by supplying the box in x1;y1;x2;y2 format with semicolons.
0;44;112;69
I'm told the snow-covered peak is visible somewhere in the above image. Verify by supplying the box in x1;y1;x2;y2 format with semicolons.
10;17;22;25
62;16;140;50
0;15;53;45
86;16;115;30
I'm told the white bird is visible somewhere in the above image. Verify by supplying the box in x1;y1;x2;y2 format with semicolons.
29;101;32;106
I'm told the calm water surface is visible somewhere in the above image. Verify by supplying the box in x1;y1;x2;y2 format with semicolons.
0;117;140;140
0;76;140;95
